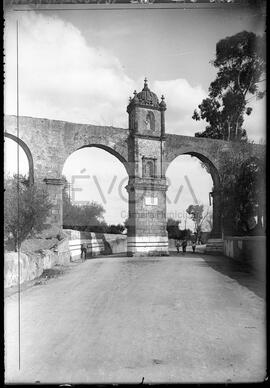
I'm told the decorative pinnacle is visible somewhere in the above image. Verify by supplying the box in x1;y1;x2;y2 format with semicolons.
161;95;165;101
144;77;148;87
133;90;137;96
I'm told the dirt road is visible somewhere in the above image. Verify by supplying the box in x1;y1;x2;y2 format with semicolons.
5;253;266;383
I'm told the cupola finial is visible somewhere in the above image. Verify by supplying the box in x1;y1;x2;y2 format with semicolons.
159;94;166;110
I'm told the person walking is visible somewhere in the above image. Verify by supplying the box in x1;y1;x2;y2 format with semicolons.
192;241;196;253
181;239;187;253
175;240;180;254
81;242;87;261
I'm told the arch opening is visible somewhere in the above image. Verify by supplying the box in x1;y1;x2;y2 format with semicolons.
4;133;34;184
61;146;129;237
165;153;221;247
78;144;130;176
184;152;220;188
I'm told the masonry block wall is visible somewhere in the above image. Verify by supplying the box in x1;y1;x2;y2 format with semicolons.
224;236;266;281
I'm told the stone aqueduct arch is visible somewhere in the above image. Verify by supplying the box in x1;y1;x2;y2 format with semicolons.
5;116;130;180
4;81;264;256
4;132;35;185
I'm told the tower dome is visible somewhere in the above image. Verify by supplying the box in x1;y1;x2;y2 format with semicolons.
127;78;160;112
136;78;160;108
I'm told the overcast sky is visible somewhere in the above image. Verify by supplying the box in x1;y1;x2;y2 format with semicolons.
4;5;266;227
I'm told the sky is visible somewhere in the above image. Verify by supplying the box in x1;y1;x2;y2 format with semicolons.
4;4;266;227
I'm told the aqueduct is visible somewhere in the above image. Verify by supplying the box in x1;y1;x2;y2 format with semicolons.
4;80;264;256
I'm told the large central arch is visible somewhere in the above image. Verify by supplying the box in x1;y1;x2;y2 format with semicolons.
165;150;221;238
62;144;129;233
45;139;130;228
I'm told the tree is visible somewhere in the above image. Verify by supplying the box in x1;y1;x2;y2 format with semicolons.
4;175;52;251
166;218;192;240
186;204;211;243
167;218;180;240
107;224;125;234
63;198;106;231
62;180;110;232
186;205;203;242
219;143;265;236
193;31;266;141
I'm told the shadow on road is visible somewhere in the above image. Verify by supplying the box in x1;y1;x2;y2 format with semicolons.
200;254;265;299
89;252;127;259
87;250;265;299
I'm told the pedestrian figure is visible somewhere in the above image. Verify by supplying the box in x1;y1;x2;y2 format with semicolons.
81;242;87;261
192;241;196;253
181;239;187;253
175;240;180;254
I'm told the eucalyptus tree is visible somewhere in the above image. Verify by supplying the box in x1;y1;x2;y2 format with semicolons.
193;31;266;141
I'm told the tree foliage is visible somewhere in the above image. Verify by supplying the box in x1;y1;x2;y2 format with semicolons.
186;205;212;242
166;218;192;240
186;204;203;242
62;184;125;234
107;224;125;234
4;175;52;251
193;31;266;141
219;143;265;235
63;186;105;228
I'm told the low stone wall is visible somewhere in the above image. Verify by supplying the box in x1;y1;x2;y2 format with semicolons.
4;232;127;289
107;235;127;254
63;229;127;261
224;236;266;280
4;238;71;289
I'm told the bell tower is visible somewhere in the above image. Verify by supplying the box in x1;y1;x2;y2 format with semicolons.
126;78;169;256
